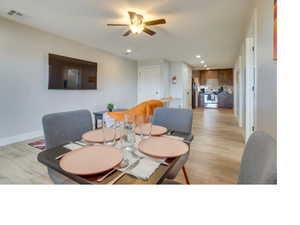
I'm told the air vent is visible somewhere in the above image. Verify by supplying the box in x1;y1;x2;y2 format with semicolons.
7;10;23;16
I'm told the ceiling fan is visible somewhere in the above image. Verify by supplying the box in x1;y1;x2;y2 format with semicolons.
107;11;166;36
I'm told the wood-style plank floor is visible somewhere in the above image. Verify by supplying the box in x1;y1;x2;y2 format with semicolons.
0;108;244;184
175;108;245;184
0;138;51;184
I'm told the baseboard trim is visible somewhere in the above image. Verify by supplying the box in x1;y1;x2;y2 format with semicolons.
0;130;43;147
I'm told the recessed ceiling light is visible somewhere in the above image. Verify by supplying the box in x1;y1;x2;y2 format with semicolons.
196;55;201;58
200;60;205;64
125;49;132;55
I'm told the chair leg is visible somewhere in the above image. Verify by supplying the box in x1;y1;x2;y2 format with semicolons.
182;165;190;184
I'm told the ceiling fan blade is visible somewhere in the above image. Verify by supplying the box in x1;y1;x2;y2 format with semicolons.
144;19;166;26
107;24;128;26
128;11;136;22
123;30;132;36
143;27;156;36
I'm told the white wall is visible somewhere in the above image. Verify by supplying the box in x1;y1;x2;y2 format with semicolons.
237;56;244;128
169;62;184;108
161;60;171;98
169;62;192;108
234;0;277;139
182;64;192;109
254;0;277;139
0;18;138;146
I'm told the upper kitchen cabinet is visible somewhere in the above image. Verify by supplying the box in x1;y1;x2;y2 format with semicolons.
198;69;233;86
218;69;233;86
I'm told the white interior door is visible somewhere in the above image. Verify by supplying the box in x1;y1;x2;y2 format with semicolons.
138;65;161;103
182;66;192;109
245;37;256;141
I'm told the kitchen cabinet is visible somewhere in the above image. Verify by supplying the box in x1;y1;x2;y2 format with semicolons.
198;69;233;86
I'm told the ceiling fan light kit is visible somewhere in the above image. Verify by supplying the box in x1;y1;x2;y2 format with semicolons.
130;24;144;34
129;12;144;34
107;11;166;37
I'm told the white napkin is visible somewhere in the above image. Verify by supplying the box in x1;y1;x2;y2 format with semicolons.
134;150;167;165
129;157;161;180
118;150;165;180
63;143;82;150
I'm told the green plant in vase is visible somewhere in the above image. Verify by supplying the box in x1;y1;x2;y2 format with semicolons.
107;103;114;112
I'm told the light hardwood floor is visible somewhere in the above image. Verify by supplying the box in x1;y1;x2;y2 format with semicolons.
0;138;52;184
175;108;245;184
0;108;244;184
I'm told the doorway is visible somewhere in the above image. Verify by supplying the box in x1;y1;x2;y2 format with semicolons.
138;65;161;103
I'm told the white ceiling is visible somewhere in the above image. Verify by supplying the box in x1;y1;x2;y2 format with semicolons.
0;0;253;69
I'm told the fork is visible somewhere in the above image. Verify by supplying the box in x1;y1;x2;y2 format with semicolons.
106;159;141;184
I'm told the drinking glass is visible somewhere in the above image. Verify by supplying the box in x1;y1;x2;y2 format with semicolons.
141;115;152;139
120;113;136;151
102;119;116;146
135;114;145;139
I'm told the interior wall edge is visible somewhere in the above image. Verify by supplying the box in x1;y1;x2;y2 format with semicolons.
0;130;43;147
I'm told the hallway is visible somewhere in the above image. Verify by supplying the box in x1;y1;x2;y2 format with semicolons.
175;108;245;184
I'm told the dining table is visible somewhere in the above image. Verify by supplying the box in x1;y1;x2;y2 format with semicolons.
37;131;193;184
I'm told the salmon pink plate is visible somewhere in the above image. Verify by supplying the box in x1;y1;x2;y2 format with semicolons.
138;136;188;158
135;125;167;136
59;146;123;176
82;127;121;143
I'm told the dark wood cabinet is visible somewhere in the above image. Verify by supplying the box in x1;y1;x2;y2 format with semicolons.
198;69;233;86
218;72;225;85
218;69;233;85
200;73;207;85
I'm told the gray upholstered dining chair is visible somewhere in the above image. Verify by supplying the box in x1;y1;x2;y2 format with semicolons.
42;109;93;184
152;107;193;184
238;131;277;184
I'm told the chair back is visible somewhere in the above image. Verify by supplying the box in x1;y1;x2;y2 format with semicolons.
238;131;277;184
152;107;193;134
42;109;93;149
